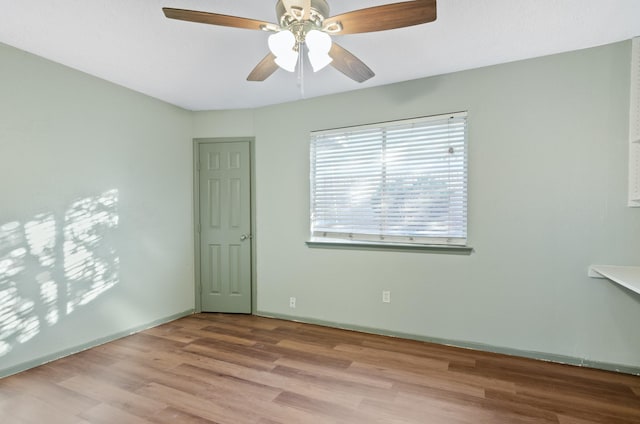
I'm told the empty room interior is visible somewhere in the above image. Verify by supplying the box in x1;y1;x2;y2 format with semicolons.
1;0;639;422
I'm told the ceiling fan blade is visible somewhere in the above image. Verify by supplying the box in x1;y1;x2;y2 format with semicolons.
247;53;280;81
329;43;374;83
323;0;436;35
280;0;297;16
163;8;273;31
302;0;311;20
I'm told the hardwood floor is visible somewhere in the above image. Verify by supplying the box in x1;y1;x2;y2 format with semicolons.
1;313;639;423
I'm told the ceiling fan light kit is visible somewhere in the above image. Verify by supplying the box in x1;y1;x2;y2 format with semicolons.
162;0;437;83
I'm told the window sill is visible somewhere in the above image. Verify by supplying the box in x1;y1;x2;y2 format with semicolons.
305;238;473;255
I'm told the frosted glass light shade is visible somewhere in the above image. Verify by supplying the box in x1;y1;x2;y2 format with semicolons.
308;51;333;72
275;51;298;72
305;30;331;53
269;30;298;72
305;30;333;72
268;30;296;56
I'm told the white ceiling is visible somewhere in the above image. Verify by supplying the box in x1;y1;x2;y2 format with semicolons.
1;0;639;111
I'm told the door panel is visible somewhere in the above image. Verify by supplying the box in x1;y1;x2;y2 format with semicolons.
199;142;251;313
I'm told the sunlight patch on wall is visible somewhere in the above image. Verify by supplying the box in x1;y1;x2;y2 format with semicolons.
25;213;56;268
37;271;58;326
0;224;34;356
0;190;119;357
64;190;119;314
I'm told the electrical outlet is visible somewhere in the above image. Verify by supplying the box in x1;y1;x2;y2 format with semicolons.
289;297;296;308
382;290;391;303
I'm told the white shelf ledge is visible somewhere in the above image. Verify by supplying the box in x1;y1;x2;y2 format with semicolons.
588;265;640;295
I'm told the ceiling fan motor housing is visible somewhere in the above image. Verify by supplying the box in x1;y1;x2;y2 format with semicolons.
276;0;330;28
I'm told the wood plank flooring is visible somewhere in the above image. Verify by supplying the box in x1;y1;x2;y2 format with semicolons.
1;313;639;423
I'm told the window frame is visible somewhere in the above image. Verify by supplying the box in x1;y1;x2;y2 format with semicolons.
308;112;470;252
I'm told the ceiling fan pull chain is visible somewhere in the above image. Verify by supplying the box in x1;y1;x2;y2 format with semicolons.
297;43;305;98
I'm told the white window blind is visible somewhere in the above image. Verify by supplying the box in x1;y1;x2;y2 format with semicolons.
310;112;468;245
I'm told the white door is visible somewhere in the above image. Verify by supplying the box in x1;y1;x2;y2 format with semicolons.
198;141;251;313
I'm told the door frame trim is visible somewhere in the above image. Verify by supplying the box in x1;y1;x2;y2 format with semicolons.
193;137;257;313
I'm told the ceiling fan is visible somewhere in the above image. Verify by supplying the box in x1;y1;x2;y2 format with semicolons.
163;0;437;83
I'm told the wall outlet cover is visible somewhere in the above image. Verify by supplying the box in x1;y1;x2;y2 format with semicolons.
382;291;391;303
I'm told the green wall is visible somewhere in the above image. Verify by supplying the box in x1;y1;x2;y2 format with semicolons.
196;40;640;370
0;43;195;376
1;38;638;377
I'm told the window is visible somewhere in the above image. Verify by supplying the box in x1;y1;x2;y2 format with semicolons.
310;112;468;247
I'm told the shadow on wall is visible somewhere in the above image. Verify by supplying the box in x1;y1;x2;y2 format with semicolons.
0;190;119;357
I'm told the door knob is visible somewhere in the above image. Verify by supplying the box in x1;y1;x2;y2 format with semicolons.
240;234;251;241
